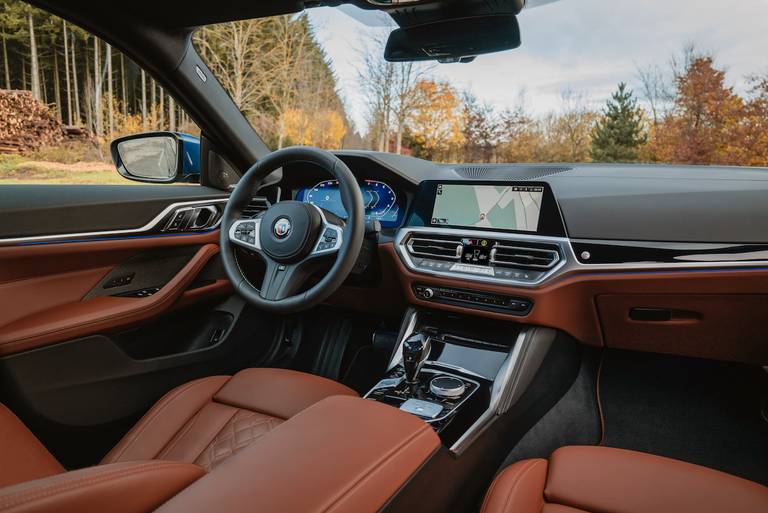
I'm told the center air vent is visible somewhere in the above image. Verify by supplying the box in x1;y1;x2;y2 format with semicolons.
241;197;270;218
406;234;463;261
490;242;560;270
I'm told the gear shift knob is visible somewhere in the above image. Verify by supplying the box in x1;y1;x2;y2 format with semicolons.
402;332;431;385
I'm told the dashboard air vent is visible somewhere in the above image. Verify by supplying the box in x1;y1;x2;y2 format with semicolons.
241;197;270;218
491;242;560;270
407;234;463;261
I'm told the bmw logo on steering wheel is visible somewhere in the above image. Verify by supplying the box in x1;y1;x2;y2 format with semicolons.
273;217;292;239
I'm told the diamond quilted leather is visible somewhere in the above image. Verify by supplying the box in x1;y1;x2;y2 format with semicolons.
195;409;283;471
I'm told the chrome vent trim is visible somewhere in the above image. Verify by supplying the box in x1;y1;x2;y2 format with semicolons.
490;242;560;270
395;227;571;288
406;234;463;260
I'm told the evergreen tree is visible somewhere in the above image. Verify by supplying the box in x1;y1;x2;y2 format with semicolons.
590;82;646;162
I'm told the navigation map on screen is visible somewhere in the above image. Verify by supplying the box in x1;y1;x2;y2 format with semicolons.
431;184;544;232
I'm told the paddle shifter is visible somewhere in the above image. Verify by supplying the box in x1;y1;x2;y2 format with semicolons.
402;332;431;387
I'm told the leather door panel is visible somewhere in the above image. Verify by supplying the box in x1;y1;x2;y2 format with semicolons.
0;244;223;355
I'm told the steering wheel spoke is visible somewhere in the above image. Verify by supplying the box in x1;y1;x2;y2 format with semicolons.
259;259;311;301
309;210;344;257
228;218;262;251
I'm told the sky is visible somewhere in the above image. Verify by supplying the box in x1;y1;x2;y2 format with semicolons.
307;0;768;132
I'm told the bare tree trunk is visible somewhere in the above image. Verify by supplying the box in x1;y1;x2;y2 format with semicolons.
71;32;81;125
150;78;156;129
28;12;41;100
53;40;62;121
107;43;114;135
41;61;47;104
158;86;165;127
2;32;10;90
120;53;127;119
169;94;176;131
63;21;72;125
22;60;26;90
396;125;403;155
93;36;102;136
140;69;147;130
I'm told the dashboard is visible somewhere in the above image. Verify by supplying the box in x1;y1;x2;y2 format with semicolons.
296;179;405;228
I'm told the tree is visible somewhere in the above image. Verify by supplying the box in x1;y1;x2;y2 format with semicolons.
461;91;500;162
407;80;464;161
652;53;744;164
590;82;647;162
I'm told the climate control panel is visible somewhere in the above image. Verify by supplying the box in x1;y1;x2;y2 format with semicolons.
413;283;533;315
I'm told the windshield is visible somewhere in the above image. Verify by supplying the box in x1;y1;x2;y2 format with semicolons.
194;0;768;167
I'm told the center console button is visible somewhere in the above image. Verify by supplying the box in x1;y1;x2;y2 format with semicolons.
430;375;466;399
400;398;444;419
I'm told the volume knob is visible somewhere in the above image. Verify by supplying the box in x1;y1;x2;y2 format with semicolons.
422;287;435;299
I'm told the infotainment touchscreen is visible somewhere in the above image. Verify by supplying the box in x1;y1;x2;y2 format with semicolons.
431;184;544;232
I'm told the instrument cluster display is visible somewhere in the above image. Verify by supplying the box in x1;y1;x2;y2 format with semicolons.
296;179;403;228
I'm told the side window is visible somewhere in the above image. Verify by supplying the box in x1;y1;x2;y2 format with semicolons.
0;1;197;185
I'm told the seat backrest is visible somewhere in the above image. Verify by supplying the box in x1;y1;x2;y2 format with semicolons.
0;403;64;488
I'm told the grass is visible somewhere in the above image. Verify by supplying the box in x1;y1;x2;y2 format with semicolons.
0;141;138;185
0;156;134;185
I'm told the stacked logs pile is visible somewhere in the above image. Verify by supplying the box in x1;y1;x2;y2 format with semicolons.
0;90;90;154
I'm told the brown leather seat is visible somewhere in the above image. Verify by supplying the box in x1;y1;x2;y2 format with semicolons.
0;368;357;488
481;445;768;513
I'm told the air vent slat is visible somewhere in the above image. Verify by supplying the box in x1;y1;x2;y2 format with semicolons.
407;235;462;261
491;242;560;270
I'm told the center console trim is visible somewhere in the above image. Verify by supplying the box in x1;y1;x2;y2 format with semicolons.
450;326;555;455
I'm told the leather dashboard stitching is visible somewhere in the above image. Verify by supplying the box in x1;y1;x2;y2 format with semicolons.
0;462;198;509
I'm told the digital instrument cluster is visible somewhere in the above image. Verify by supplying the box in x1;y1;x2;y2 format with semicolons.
296;179;403;228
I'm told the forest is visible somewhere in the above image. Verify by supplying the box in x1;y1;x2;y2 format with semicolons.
0;0;766;187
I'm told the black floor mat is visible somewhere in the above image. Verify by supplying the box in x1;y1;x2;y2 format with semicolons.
502;348;602;467
600;349;768;485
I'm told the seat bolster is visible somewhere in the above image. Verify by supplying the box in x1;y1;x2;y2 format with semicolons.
213;368;358;419
0;403;64;488
480;459;548;513
0;461;203;513
545;445;768;513
101;376;230;464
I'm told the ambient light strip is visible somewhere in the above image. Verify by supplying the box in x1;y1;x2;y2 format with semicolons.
0;199;229;246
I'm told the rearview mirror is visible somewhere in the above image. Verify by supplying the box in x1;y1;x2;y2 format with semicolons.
111;132;200;183
384;15;521;63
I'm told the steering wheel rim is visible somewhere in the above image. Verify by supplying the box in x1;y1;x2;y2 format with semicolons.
220;146;365;314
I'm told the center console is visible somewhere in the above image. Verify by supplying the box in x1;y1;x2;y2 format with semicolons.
365;309;556;453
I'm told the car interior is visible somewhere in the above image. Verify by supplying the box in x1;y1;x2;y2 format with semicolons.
0;0;767;512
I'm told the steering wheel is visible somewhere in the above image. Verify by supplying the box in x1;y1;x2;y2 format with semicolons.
220;146;365;314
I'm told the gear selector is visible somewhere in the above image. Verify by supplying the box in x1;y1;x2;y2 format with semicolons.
402;332;431;386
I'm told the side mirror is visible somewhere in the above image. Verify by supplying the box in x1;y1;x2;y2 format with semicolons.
111;132;200;183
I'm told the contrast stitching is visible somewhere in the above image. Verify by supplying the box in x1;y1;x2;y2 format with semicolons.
479;466;505;513
322;425;436;513
106;377;226;462
499;460;543;513
0;462;193;508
